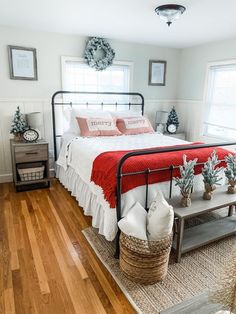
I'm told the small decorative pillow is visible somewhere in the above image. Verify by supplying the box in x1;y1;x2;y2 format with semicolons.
117;116;154;135
118;202;147;240
147;190;174;241
76;117;121;137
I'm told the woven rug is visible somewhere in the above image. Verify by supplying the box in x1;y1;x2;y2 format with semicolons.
82;213;236;314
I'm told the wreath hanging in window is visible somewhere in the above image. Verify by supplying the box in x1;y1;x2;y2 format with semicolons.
84;37;115;71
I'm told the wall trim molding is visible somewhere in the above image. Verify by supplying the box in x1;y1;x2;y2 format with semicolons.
0;169;55;184
0;174;12;183
176;99;203;104
0;97;203;104
0;98;50;103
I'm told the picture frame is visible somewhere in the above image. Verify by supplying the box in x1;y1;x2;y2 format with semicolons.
148;60;166;86
8;45;38;80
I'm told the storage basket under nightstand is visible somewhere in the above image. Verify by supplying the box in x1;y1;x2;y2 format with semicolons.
119;232;172;285
17;165;45;182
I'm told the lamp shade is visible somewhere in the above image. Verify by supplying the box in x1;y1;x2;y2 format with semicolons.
26;112;43;128
155;111;168;124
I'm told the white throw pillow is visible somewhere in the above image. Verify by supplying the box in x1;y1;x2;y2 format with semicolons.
118;202;147;240
147;190;174;241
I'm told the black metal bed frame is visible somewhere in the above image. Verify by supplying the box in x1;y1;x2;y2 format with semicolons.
51;91;236;259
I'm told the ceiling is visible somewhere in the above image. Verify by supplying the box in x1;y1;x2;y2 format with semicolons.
0;0;236;48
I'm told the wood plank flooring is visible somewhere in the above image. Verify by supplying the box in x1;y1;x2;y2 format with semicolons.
0;180;135;314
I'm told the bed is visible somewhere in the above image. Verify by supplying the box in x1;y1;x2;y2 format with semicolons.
52;91;236;257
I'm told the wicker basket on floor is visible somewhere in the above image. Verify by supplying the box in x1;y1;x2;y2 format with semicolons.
119;232;172;285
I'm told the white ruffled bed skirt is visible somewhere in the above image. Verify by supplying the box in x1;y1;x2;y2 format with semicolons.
57;165;118;241
56;163;219;242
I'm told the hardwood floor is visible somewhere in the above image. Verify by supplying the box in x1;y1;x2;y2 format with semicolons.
0;180;135;314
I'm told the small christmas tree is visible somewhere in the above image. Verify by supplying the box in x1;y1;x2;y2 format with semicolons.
174;155;198;207
166;107;179;130
10;106;28;136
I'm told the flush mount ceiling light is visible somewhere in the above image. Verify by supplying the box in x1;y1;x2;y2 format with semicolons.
155;4;186;27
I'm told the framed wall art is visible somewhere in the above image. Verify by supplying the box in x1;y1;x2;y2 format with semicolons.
148;60;166;86
8;45;38;80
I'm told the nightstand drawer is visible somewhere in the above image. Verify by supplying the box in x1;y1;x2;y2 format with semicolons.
15;144;48;163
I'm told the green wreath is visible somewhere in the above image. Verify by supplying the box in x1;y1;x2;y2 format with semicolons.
84;37;115;71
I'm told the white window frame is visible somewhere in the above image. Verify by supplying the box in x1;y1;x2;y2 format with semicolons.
202;58;236;141
61;56;133;91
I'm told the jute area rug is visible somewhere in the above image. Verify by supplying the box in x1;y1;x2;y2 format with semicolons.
82;214;236;314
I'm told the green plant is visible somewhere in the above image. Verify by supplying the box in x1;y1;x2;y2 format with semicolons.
84;37;115;71
10;106;28;135
225;154;236;182
167;107;179;129
202;150;223;186
174;155;197;194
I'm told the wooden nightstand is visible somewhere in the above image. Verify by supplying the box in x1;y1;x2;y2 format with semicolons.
10;139;50;191
164;132;186;140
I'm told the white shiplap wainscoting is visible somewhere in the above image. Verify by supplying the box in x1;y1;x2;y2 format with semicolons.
0;98;178;183
176;99;203;141
0;98;54;183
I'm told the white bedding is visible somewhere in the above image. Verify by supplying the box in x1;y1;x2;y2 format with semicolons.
57;133;205;240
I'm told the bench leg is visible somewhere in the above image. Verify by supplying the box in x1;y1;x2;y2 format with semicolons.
228;205;234;217
176;218;185;263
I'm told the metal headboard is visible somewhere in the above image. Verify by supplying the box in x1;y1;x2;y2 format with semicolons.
51;91;145;160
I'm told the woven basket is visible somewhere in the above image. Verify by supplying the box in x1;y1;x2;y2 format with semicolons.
18;166;45;182
120;232;172;285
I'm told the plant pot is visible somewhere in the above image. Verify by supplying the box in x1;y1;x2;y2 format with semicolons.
14;133;23;141
203;183;216;200
180;191;191;207
227;179;236;194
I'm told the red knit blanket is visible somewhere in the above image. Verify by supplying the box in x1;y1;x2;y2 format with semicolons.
91;143;228;208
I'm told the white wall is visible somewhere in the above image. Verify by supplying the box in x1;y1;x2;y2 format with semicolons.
177;37;236;141
0;26;180;182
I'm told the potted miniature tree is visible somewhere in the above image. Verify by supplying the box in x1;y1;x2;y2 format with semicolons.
202;150;223;200
10;106;28;140
174;155;197;207
166;106;179;133
225;154;236;194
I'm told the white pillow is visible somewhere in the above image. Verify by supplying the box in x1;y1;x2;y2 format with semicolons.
147;190;174;241
118;202;147;240
68;108;111;135
109;110;142;119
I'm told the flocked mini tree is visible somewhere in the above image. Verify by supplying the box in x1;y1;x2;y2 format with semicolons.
225;154;236;194
202;150;223;200
166;107;179;130
174;155;198;207
10;106;28;138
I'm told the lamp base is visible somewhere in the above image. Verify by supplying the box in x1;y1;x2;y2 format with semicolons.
156;123;165;134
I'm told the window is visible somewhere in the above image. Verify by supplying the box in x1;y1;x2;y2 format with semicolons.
61;57;132;104
203;61;236;140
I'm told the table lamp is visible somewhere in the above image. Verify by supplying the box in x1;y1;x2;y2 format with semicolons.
26;112;43;139
155;110;169;133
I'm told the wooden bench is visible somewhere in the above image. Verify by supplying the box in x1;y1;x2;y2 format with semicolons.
169;186;236;263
